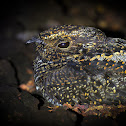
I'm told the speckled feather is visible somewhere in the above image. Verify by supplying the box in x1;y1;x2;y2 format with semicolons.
28;25;126;116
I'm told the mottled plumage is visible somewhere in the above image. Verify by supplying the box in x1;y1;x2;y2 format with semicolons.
28;25;126;116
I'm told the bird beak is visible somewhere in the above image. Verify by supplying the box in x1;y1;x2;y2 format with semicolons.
26;37;44;44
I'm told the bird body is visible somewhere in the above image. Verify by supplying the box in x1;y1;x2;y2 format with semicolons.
28;25;126;117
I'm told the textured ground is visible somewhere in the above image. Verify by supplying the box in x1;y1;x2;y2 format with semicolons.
0;0;126;126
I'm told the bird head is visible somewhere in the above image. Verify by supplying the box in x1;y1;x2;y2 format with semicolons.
27;25;106;70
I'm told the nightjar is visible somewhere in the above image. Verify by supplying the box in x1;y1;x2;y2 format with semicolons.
27;25;126;117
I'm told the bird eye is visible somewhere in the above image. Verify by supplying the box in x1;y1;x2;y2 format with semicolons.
58;42;70;48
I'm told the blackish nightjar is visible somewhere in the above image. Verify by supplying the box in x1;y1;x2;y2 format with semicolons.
27;25;126;117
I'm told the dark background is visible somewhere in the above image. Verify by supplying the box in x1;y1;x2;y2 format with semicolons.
0;0;126;126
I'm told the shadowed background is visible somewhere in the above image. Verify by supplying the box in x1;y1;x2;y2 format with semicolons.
0;0;126;126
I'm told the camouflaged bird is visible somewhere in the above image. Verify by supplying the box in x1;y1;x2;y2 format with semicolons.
27;25;126;117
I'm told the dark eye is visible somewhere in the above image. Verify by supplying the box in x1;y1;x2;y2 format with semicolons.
58;42;70;48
